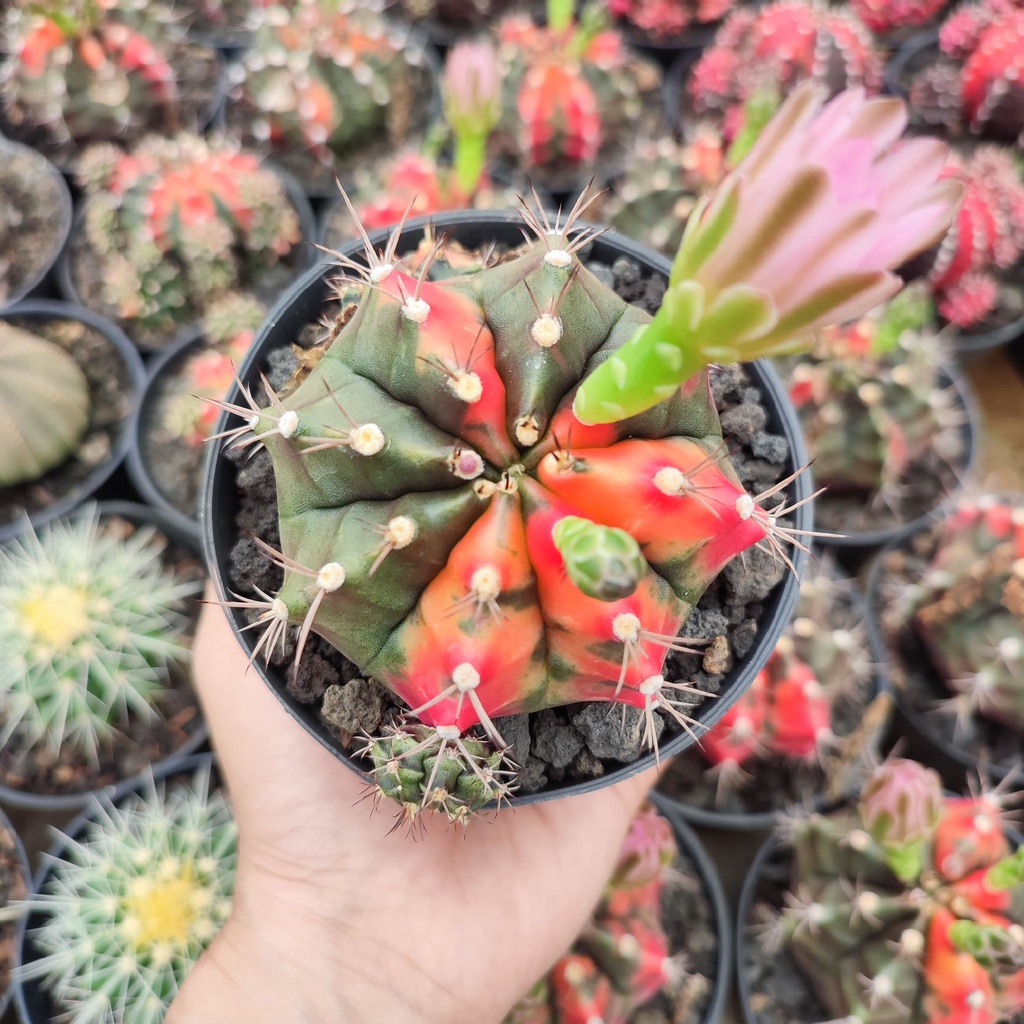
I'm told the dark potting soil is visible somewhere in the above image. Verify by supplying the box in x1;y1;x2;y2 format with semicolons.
655;576;873;816
0;822;25;1006
224;250;794;793
875;525;1024;770
740;845;832;1024
0;315;134;529
0;516;206;798
0;149;65;306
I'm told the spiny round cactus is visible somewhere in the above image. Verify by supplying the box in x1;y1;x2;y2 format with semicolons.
850;0;948;35
688;1;883;140
0;320;90;487
75;133;302;348
17;764;237;1024
0;508;202;762
608;0;732;40
760;760;1024;1024
0;0;219;161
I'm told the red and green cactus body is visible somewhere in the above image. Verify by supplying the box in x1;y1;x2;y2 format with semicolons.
0;0;216;159
849;0;948;35
506;804;682;1024
911;0;1024;144
495;14;661;180
907;496;1024;732
925;146;1024;328
771;759;1024;1024
225;212;797;821
607;0;732;40
688;1;883;140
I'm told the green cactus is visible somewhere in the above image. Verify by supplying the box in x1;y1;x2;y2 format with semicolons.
16;764;237;1024
761;760;1024;1024
0;321;90;487
0;508;202;762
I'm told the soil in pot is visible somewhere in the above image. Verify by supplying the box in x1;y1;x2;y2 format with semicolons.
0;144;70;309
223;245;800;801
0;819;27;1012
0;512;206;800
0;311;136;534
655;563;883;819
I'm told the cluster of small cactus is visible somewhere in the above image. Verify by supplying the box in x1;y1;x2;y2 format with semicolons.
224;0;431;190
0;321;90;487
850;0;948;35
76;133;301;347
0;508;202;762
0;0;217;159
902;495;1024;733
762;758;1024;1024
161;295;266;448
212;85;959;822
506;804;689;1024
18;765;237;1024
494;3;662;183
787;287;967;512
910;0;1024;144
924;145;1024;329
688;1;883;139
607;0;732;40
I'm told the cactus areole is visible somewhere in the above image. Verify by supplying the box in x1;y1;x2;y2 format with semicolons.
204;208;810;823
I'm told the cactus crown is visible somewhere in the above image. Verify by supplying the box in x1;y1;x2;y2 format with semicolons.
77;134;301;346
764;760;1024;1024
0;320;91;487
0;508;201;762
17;765;237;1024
608;0;732;39
850;0;947;35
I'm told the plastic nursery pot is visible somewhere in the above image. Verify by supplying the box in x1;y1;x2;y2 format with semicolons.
0;300;146;546
814;365;979;553
125;327;209;551
56;163;319;355
654;568;888;831
0;804;31;1022
201;208;811;810
0;501;210;815
653;799;733;1024
0;137;73;311
882;28;939;101
864;509;1020;789
662;48;707;134
13;752;218;1024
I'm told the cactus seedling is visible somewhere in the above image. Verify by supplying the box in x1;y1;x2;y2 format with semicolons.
0;0;219;161
687;1;884;141
74;134;301;349
0;508;202;763
210;85;958;823
0;321;90;488
16;765;237;1024
607;0;732;41
759;759;1024;1024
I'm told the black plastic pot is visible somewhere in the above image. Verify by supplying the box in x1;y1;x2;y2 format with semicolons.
655;567;888;830
201;208;811;809
125;328;208;551
0;300;146;545
812;365;979;553
56;162;319;355
651;797;733;1024
882;28;938;101
0;501;209;814
662;47;712;134
0;804;31;1021
13;752;219;1024
0;137;73;311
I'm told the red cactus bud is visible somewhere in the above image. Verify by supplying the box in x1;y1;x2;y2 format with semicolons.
19;18;65;77
609;803;676;891
934;796;1010;882
764;642;831;760
859;759;944;847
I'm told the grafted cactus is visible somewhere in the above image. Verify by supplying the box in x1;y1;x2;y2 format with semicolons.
608;0;732;40
762;758;1024;1024
850;0;947;35
0;321;90;487
212;86;958;822
906;496;1024;733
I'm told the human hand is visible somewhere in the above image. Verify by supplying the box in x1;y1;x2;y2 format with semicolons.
167;589;659;1024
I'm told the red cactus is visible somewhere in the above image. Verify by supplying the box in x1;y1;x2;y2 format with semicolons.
850;0;947;34
608;0;732;39
933;795;1010;882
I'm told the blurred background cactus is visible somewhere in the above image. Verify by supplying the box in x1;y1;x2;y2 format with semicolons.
73;133;302;348
17;764;237;1024
0;0;219;162
606;0;732;41
0;321;91;488
0;508;202;763
759;758;1024;1024
394;0;519;30
849;0;948;36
